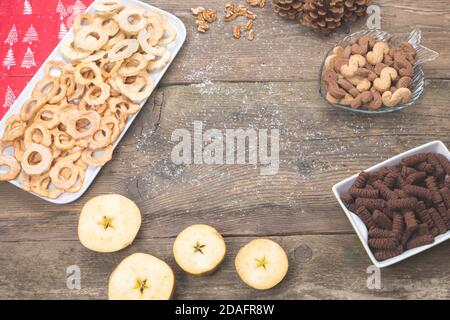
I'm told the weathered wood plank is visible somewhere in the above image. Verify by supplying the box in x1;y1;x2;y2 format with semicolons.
143;0;450;83
0;235;449;299
1;80;450;241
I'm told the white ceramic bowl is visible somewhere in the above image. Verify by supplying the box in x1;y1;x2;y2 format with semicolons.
332;141;450;268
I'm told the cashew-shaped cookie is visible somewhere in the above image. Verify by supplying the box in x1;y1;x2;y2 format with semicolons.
346;76;372;92
367;42;390;65
333;57;349;73
325;46;344;71
382;88;412;107
373;67;398;92
340;94;354;106
340;54;366;77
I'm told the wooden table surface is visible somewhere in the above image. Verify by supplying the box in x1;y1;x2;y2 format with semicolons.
1;0;450;299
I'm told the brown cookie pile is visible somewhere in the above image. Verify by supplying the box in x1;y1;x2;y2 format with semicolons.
323;35;416;110
341;152;450;261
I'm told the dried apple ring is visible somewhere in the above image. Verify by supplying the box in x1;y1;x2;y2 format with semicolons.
0;155;21;181
95;17;119;36
53;130;76;150
65;166;85;193
137;30;164;56
146;17;164;46
30;173;63;199
118;53;147;76
68;83;85;102
160;21;177;45
21;143;53;175
58;147;83;163
81;50;107;62
108;39;139;62
35;105;61;129
147;48;171;72
24;123;52;148
73;13;94;33
61;38;92;61
2;115;27;141
75;25;109;51
78;100;108;115
102;31;125;50
66;110;101;139
95;1;124;14
0;141;12;156
76;158;88;171
44;60;66;77
81;145;114;166
13;139;25;162
115;72;153;103
84;83;111;105
48;83;68;104
89;124;112;150
20;97;46;121
109;96;140;115
61;73;76;97
99;59;123;78
101;116;121;142
74;62;103;86
50;159;79;190
18;170;31;191
32;76;60;101
117;7;146;34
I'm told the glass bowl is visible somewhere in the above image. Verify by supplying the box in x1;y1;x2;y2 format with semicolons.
319;29;439;114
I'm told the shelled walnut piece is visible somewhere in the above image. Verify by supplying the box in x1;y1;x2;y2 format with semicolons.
225;2;257;41
191;7;218;33
0;2;177;199
322;35;416;110
341;152;450;261
247;0;266;8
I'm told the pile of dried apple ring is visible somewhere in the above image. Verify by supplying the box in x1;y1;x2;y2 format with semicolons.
0;2;177;199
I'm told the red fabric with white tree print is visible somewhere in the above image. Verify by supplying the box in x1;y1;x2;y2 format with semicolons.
0;0;93;119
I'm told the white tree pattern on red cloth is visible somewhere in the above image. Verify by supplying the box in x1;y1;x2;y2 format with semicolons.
23;0;33;15
58;22;68;40
4;25;19;46
66;0;87;27
68;0;86;15
56;0;67;19
22;25;39;43
21;47;36;69
3;86;16;109
2;48;16;70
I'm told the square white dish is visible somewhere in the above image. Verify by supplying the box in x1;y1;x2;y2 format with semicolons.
332;141;450;268
0;0;187;204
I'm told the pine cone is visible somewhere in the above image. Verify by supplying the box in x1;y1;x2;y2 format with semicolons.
301;0;372;33
271;0;304;20
272;0;372;33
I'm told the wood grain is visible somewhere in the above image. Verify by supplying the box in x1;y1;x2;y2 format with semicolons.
141;0;450;84
1;0;450;299
1;80;450;241
1;235;448;299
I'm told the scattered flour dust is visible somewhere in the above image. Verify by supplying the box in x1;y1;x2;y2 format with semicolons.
128;76;413;213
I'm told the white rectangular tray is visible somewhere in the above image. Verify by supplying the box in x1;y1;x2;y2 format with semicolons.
0;0;186;204
332;141;450;268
